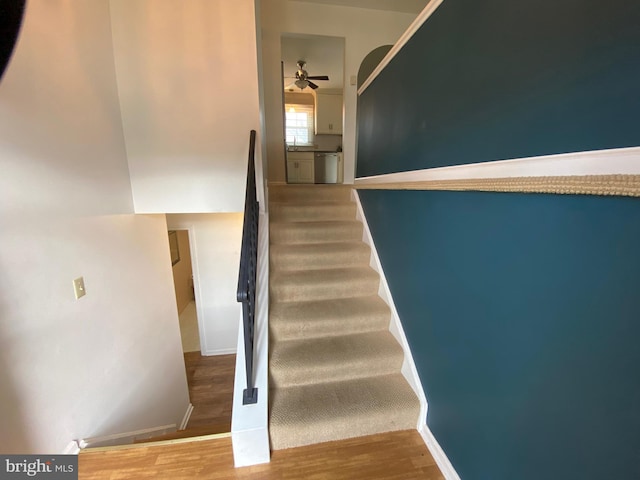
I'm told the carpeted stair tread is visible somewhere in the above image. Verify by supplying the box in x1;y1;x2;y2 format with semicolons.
270;296;391;341
270;266;380;302
270;185;353;203
270;241;371;271
270;220;363;245
270;202;356;222
270;331;404;388
269;374;420;450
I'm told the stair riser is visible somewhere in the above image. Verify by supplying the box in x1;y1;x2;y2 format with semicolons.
270;356;404;388
270;314;390;342
270;204;356;222
269;406;418;451
270;223;363;245
269;296;392;342
270;187;352;203
268;374;421;451
270;277;379;303
270;248;370;271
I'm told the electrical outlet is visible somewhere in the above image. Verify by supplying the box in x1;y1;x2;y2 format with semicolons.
73;277;86;299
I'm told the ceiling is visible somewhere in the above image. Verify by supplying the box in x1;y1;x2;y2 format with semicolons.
281;34;345;92
288;0;428;14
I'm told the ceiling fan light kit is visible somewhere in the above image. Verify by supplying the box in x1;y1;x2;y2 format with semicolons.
287;60;330;91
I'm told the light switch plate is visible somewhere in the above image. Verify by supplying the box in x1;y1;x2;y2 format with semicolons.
73;277;86;299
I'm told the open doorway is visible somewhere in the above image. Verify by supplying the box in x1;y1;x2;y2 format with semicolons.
169;230;200;353
281;33;345;184
167;226;236;438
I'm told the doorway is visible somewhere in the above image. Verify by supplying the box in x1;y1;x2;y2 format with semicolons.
281;33;345;184
169;229;200;353
168;227;236;437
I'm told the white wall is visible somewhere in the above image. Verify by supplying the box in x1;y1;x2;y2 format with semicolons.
260;0;417;183
166;214;244;356
0;1;190;453
110;0;262;214
172;230;195;314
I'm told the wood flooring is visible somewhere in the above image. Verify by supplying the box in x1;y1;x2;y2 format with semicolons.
135;353;236;444
183;352;236;433
79;429;445;480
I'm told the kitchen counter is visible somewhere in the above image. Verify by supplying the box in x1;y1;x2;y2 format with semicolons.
287;148;340;153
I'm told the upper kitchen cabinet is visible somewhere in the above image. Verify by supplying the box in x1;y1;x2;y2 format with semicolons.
315;92;343;135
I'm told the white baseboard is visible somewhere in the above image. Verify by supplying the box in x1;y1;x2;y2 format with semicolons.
79;424;177;449
180;403;194;430
62;441;80;455
419;424;461;480
353;190;428;428
204;347;237;356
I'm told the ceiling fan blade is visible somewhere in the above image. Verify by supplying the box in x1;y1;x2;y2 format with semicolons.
307;75;329;81
308;81;319;90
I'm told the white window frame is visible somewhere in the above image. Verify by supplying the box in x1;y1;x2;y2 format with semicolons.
285;103;314;146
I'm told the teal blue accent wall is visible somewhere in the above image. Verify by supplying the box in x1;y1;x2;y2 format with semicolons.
359;190;640;479
356;0;640;177
357;45;392;89
355;1;640;476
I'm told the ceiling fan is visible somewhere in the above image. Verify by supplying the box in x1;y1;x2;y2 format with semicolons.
285;61;329;91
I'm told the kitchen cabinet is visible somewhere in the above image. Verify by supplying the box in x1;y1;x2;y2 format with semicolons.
287;152;314;183
315;93;343;134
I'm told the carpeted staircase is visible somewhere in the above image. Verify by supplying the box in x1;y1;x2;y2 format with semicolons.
268;184;420;450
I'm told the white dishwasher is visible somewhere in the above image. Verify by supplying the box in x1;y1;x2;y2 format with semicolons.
314;152;339;184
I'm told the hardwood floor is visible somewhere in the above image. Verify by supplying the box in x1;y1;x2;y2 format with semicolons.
183;352;236;433
80;354;445;479
79;429;445;479
135;352;236;444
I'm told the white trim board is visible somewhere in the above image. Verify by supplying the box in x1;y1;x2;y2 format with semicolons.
419;424;461;480
355;146;640;185
353;190;461;480
79;424;177;449
358;0;445;95
204;347;238;356
62;441;80;455
180;403;194;430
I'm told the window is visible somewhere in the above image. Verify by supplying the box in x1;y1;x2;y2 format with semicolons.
285;104;314;145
